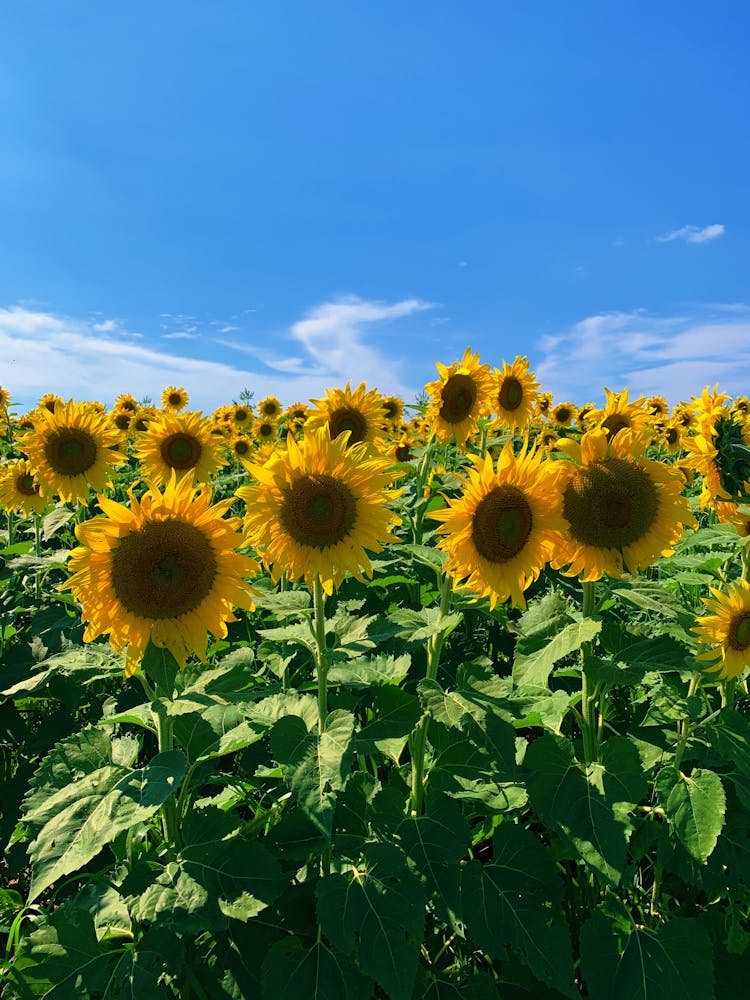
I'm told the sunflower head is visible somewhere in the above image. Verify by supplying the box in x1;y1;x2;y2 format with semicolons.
552;428;696;581
20;400;125;504
551;402;577;428
232;404;253;426
0;386;11;410
258;395;282;421
61;475;259;675
381;395;404;427
114;393;139;414
429;442;566;608
134;410;226;487
229;434;254;462
424;348;494;446
161;386;189;412
589;388;650;444
694;579;750;680
38;393;62;414
492;356;539;432
307;382;387;451
238;425;401;595
0;459;48;515
111;408;134;434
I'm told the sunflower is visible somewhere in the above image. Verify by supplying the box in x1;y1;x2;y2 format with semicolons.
20;400;125;504
232;404;253;427
693;579;750;680
661;420;684;454
382;395;404;427
691;384;731;424
38;392;62;414
228;433;254;463
715;501;750;538
425;348;494;446
673;402;696;430
135;410;226;487
733;395;750;420
237;425;401;595
61;476;258;675
307;382;387;451
492;356;539;432
253;418;278;444
430;443;566;609
0;460;48;515
551;428;696;581
115;393;139;414
130;406;158;434
551;401;577;428
535;392;553;418
647;395;669;419
258;395;282;421
576;403;596;430
0;386;11;410
284;401;309;430
111;408;134;434
161;386;189;412
590;388;650;444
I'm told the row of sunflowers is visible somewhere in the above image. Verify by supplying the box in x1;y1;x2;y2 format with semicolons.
1;351;750;998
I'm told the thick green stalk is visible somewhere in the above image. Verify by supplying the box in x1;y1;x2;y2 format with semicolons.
674;671;702;771
412;437;436;545
580;580;598;764
312;577;328;734
139;673;180;849
409;573;452;815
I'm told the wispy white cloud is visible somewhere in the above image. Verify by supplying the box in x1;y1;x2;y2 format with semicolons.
535;306;750;403
0;295;433;411
290;295;434;397
656;223;725;244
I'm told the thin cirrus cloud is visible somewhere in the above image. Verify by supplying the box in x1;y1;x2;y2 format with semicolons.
656;223;725;244
0;295;430;411
534;304;750;404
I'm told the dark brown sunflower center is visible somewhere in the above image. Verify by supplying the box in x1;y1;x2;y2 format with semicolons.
261;402;279;417
562;458;659;550
395;444;413;463
234;439;251;456
602;413;631;440
328;407;368;446
472;485;533;562
16;473;39;497
45;428;98;477
258;422;274;438
120;399;137;412
383;400;399;420
160;433;202;470
554;406;572;425
729;613;750;651
439;373;478;425
665;427;679;446
280;474;357;549
234;408;250;423
114;412;132;431
168;393;184;407
498;377;523;412
111;519;217;620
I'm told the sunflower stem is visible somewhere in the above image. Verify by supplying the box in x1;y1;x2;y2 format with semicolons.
409;573;453;816
674;671;702;772
142;673;181;850
580;580;598;763
412;437;435;545
312;577;329;734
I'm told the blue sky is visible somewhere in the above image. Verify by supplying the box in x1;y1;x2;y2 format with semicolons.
1;0;748;412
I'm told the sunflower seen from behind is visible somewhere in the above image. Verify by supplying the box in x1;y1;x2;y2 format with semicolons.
135;410;226;487
425;348;494;447
0;459;48;516
21;400;125;505
693;578;750;680
62;475;259;675
429;442;566;609
492;356;539;433
307;381;387;452
552;428;696;581
238;425;401;595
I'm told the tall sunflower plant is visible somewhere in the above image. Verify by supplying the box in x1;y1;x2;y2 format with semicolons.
2;377;750;998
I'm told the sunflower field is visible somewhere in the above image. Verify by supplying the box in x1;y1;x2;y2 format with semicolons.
1;357;750;999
